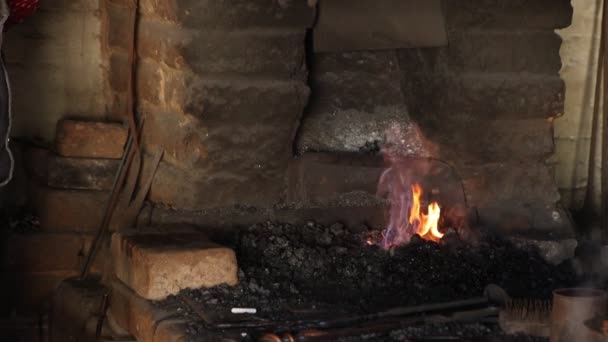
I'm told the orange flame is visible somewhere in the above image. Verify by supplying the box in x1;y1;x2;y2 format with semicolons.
408;183;444;241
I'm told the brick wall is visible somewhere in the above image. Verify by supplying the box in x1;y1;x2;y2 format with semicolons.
97;0;576;236
101;0;315;210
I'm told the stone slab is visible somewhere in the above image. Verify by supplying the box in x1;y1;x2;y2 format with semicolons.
55;120;128;159
47;156;119;190
111;230;238;300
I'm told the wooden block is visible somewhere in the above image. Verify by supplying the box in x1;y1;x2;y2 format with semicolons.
55;120;127;159
47;156;119;190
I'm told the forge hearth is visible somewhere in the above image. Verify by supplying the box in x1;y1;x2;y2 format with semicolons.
55;222;577;342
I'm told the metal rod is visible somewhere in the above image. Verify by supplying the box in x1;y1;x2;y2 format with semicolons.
316;297;489;329
79;134;134;279
96;293;110;338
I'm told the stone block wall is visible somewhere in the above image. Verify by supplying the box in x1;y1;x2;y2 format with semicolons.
101;0;315;210
297;0;574;236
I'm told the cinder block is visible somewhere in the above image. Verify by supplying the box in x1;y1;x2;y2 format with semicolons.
111;230;238;300
47;156;119;191
55;120;128;159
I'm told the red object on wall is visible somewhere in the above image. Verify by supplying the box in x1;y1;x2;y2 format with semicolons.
6;0;39;26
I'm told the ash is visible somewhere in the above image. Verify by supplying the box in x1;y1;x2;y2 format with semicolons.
159;221;576;341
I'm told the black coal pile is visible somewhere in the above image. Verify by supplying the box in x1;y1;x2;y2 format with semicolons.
233;222;575;309
161;221;577;341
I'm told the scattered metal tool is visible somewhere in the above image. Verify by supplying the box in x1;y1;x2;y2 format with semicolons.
311;284;507;330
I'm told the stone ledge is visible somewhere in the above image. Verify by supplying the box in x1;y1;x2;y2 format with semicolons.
111;230;238;300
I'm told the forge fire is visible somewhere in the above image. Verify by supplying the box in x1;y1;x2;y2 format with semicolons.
379;182;444;249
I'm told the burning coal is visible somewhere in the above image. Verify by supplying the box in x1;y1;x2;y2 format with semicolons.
377;167;444;249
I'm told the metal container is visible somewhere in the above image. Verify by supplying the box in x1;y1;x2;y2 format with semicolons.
551;288;608;342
